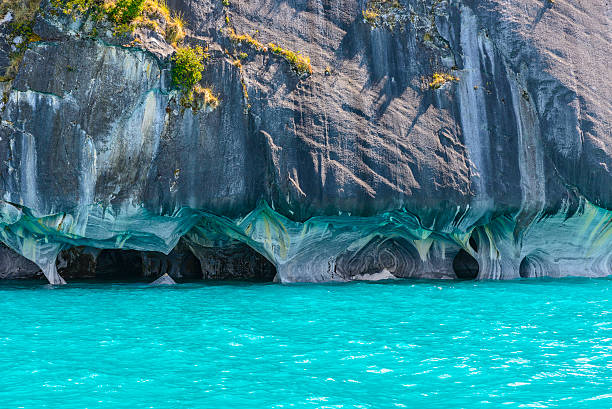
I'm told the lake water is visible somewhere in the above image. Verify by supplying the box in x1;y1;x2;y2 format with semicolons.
0;278;610;408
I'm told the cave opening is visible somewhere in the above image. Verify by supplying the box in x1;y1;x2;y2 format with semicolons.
55;244;277;283
140;246;204;281
469;236;478;252
196;244;277;282
246;254;277;282
179;250;203;279
452;249;479;280
519;257;530;278
95;249;144;280
519;255;545;278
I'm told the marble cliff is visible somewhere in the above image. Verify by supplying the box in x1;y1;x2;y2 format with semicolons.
0;0;610;284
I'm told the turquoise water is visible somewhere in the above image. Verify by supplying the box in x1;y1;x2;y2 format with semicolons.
0;279;610;408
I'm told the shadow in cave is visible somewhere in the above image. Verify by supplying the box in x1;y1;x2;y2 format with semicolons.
56;244;277;283
197;243;277;282
519;253;550;279
179;250;202;279
452;249;479;280
95;250;144;281
469;236;478;252
141;246;203;282
519;256;532;278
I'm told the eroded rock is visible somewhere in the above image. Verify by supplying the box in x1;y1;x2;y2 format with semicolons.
0;0;609;283
150;273;177;286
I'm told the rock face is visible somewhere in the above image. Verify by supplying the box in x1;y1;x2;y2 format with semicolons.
0;0;610;283
150;273;177;286
0;243;42;279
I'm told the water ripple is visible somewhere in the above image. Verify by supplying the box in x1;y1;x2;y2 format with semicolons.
0;278;610;407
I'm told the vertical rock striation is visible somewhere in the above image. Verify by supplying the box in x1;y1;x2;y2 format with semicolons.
0;0;610;283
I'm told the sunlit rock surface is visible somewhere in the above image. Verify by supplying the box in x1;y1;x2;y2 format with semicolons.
0;0;610;283
150;273;177;286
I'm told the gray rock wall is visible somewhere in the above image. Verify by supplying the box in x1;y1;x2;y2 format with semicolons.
0;0;610;283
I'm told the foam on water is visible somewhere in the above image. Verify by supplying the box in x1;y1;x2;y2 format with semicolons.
0;278;610;408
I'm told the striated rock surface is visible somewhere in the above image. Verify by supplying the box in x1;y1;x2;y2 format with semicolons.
150;273;177;286
0;0;610;283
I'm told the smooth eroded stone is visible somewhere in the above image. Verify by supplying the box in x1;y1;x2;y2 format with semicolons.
150;273;177;286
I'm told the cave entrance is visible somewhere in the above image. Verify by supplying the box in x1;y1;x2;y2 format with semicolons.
246;254;277;282
519;257;530;278
519;255;544;278
95;249;143;280
469;236;478;252
452;249;479;280
57;244;277;282
197;244;277;282
141;246;203;281
180;250;203;279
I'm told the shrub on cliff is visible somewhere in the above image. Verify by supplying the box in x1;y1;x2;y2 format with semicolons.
268;43;312;76
171;45;206;91
0;0;42;81
171;46;219;111
109;0;146;24
429;73;459;89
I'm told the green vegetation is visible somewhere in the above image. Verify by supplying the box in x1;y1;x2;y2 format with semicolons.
0;0;42;21
0;0;216;109
362;0;405;29
51;0;99;15
180;84;219;111
171;45;206;91
222;0;230;6
171;45;218;111
164;11;184;44
429;72;459;89
226;27;312;76
138;0;185;44
109;0;146;24
223;13;311;76
51;0;214;109
0;0;43;81
268;42;312;75
51;0;185;43
227;27;267;52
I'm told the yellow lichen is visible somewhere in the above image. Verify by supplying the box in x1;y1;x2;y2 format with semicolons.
362;0;404;29
267;42;312;75
194;85;219;109
429;72;459;89
227;27;267;52
181;84;219;111
0;0;43;81
362;9;379;25
226;25;312;76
